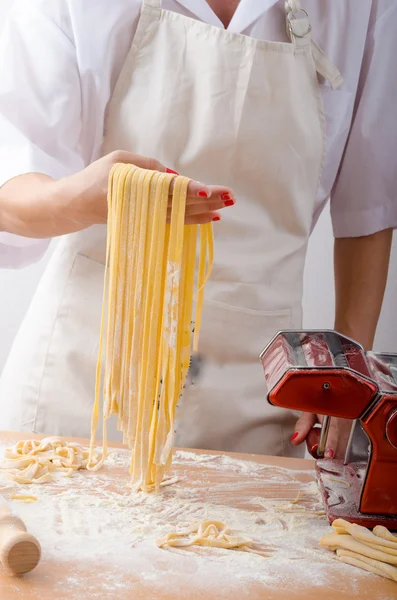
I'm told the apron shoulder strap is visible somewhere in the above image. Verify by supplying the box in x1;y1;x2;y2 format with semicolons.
285;2;344;90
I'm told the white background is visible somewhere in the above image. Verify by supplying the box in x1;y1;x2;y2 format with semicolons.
0;1;396;371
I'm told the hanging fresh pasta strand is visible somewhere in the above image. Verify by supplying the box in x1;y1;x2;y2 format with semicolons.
121;171;140;436
193;224;208;352
174;234;188;405
98;165;128;466
127;169;153;488
181;226;198;384
103;166;122;413
169;226;196;444
126;168;149;452
139;173;172;490
204;223;214;286
134;171;160;489
117;168;138;424
132;171;168;489
162;177;189;464
149;221;171;489
106;165;130;413
88;165;117;467
154;176;188;470
110;165;134;415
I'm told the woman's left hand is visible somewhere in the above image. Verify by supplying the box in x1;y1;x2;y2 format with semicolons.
290;413;353;459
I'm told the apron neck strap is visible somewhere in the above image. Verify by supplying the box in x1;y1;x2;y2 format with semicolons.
142;0;161;9
285;0;302;11
285;1;344;90
284;2;311;47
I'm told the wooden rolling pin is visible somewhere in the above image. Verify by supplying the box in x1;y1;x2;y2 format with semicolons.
0;496;41;576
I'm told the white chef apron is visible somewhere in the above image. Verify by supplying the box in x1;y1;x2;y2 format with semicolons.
0;0;341;457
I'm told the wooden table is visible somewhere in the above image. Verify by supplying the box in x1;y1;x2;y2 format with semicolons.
0;432;395;600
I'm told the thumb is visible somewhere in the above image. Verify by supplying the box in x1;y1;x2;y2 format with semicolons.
291;412;317;446
324;417;353;459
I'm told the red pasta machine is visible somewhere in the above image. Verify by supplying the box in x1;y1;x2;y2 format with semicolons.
259;331;397;529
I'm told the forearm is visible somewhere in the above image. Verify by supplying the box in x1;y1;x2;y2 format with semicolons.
0;173;76;238
334;229;393;350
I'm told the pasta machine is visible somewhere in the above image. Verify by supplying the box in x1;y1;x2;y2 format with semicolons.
259;330;397;530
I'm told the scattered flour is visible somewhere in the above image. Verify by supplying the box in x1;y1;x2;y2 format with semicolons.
0;441;395;600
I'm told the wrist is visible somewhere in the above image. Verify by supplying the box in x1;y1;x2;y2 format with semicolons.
50;176;89;234
51;177;75;228
28;177;74;237
334;319;374;351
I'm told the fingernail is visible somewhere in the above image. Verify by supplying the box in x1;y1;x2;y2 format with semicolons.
212;216;221;222
290;432;299;443
224;199;234;207
198;190;208;198
166;168;179;175
221;192;232;201
325;449;334;459
311;444;318;456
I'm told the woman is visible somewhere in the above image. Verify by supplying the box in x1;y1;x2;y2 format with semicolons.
0;0;395;458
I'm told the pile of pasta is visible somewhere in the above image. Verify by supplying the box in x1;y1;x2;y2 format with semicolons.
0;437;94;484
321;518;397;582
88;164;213;492
157;519;270;558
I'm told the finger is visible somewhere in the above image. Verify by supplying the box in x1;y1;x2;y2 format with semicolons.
291;413;318;445
166;200;230;220
168;179;235;206
186;193;235;211
110;151;166;172
186;183;235;206
165;213;220;225
184;212;221;225
187;199;232;216
306;427;321;457
323;419;339;459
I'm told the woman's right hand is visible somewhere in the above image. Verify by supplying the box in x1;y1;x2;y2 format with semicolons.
57;151;235;230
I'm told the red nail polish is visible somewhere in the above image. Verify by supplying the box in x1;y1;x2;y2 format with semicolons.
310;443;319;457
212;216;221;222
198;190;208;198
224;199;234;207
326;449;335;459
291;432;299;442
221;192;231;201
166;168;179;175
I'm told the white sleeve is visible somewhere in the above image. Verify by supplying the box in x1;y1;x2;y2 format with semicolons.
330;0;397;238
0;235;50;269
0;1;84;267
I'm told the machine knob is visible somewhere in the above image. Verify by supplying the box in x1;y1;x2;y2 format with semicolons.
386;409;397;450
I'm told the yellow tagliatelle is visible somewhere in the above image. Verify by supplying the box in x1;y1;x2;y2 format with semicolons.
157;520;271;558
88;164;213;491
0;437;93;484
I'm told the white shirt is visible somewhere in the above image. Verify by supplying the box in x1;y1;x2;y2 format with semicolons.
0;0;396;268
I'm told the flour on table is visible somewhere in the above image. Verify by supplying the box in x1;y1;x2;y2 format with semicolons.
0;443;393;600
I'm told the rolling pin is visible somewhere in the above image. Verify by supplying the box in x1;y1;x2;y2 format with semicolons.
0;496;41;576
